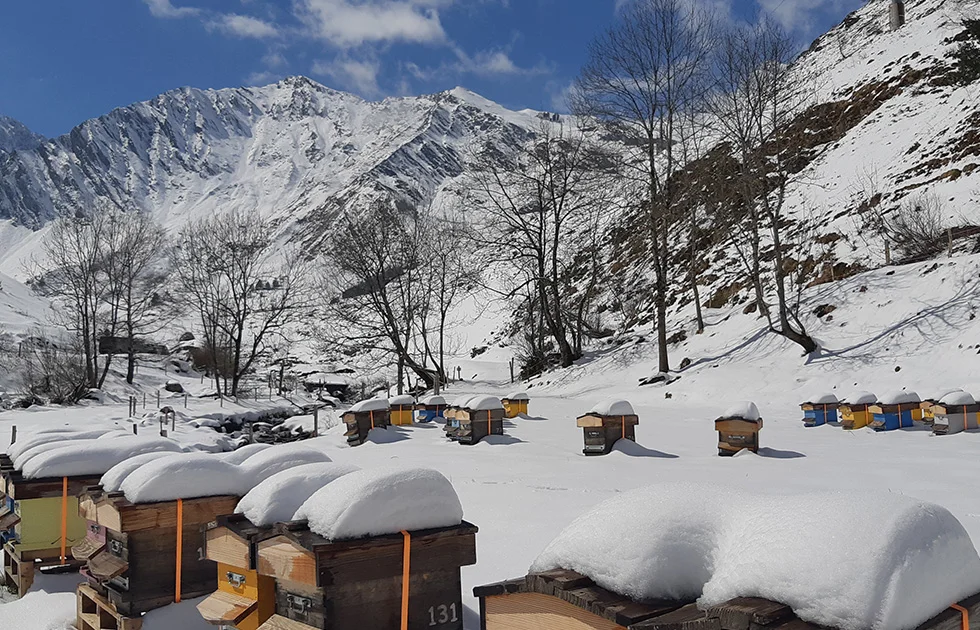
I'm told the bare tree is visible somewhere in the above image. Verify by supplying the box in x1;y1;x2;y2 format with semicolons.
101;209;169;384
710;20;818;353
466;122;620;370
574;0;717;373
170;210;310;397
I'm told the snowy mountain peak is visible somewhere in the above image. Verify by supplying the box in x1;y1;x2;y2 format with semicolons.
0;115;44;153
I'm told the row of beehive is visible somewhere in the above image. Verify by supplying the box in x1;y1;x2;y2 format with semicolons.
344;392;529;446
801;389;980;434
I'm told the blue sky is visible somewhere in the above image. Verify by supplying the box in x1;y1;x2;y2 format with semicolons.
0;0;862;138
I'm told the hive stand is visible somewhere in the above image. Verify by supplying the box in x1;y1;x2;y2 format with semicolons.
839;403;873;430
78;486;239;616
714;415;762;456
474;569;980;630
576;413;639;456
454;408;504;445
251;519;478;630
343;409;391;447
198;513;277;630
77;583;143;630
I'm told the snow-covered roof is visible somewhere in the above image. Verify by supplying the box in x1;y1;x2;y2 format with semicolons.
844;391;877;405
21;436;183;479
350;397;390;413
294;467;464;541
100;451;182;493
505;391;530;401
450;395;473;408
219;443;272;465
8;428;125;464
940;391;976;406
120;453;246;503
806;393;838;405
720;401;760;421
420;395;447;406
530;483;980;630
238;446;332;486
466;395;503;411
879;390;920;405
235;462;360;527
388;395;415;406
588;399;635;417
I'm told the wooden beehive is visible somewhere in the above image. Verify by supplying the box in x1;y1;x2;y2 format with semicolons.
576;413;639;456
932;403;980;435
454;406;505;445
389;395;416;426
869;392;922;431
501;392;530;419
77;485;239;616
198;514;277;630
0;458;97;595
416;395;448;423
839;393;876;430
342;401;391;447
474;569;980;630
800;400;839;427
248;519;478;630
715;405;762;456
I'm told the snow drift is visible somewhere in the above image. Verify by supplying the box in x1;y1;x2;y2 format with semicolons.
21;437;182;479
531;483;980;630
294;467;464;541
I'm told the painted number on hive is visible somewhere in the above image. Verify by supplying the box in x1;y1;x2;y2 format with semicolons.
428;603;458;626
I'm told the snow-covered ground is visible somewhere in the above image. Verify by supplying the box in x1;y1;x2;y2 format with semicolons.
1;252;980;629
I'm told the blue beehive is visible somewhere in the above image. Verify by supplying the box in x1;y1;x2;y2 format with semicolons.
870;390;922;431
416;394;448;423
801;393;839;427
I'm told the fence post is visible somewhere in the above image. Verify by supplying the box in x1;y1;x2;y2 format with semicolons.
314;408;319;437
10;425;16;445
143;392;146;410
184;393;188;409
156;391;160;409
132;424;137;435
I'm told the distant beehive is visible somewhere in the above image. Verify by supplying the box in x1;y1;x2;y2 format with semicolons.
715;402;762;456
890;0;905;31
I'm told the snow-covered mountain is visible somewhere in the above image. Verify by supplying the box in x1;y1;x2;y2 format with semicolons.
0;77;542;239
0;116;44;153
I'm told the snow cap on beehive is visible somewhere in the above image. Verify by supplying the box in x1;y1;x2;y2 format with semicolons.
219;443;272;465
236;462;361;527
294;467;464;540
806;393;838;405
720;401;760;421
21;436;183;479
466;395;504;411
389;394;415;406
588;399;635;417
420;394;447;406
239;445;332;486
101;451;183;493
450;394;473;408
940;391;976;406
879;390;920;405
505;391;530;401
531;482;980;630
350;397;390;413
844;390;877;405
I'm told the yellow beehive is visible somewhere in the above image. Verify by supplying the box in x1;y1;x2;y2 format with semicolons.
501;392;530;419
388;395;415;426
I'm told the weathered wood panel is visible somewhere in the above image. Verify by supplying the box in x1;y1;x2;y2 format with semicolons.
485;592;626;630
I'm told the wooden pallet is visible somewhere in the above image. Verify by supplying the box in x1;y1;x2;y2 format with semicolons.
2;541;85;596
474;569;980;630
77;583;143;630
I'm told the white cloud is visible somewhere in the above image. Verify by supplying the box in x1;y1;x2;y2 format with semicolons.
295;0;448;48
144;0;200;18
209;13;279;38
756;0;853;35
246;70;282;86
407;46;552;81
312;56;383;96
